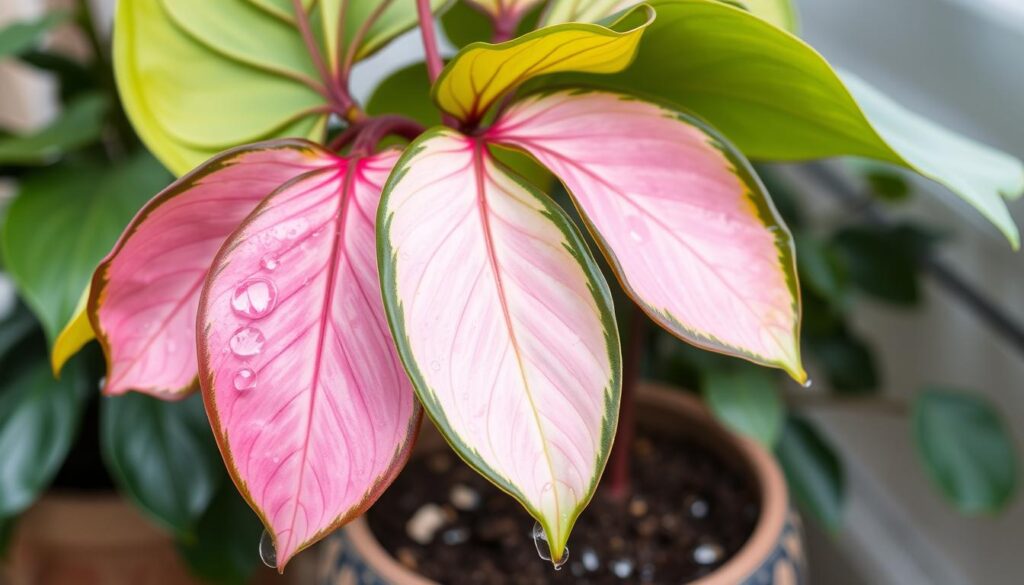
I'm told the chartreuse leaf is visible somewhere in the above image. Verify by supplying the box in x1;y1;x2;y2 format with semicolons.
0;93;107;165
0;358;88;519
432;4;653;122
914;389;1017;514
51;284;94;376
542;0;798;31
101;392;222;538
737;0;797;30
89;140;331;398
0;11;68;58
178;479;264;585
114;0;327;174
703;367;783;447
776;415;845;531
564;0;1023;247
198;149;419;570
0;153;170;365
378;128;621;565
490;90;805;382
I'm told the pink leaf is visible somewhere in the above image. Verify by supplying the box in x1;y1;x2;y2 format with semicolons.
489;90;805;381
199;150;419;569
90;140;334;398
378;129;620;562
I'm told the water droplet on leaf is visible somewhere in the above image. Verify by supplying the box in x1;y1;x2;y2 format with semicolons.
259;530;277;568
230;327;265;358
802;378;814;389
233;368;256;391
430;360;441;372
260;256;279;271
231;279;278;319
531;522;568;570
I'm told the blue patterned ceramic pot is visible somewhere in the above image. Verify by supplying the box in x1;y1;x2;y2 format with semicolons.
317;383;806;585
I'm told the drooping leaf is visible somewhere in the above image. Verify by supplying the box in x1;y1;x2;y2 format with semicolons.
914;389;1017;514
433;5;653;123
178;479;264;585
378;128;621;564
100;392;222;537
198;149;420;570
114;0;328;174
0;358;88;518
703;367;783;447
0;11;69;58
1;152;170;357
776;415;845;531
561;0;1023;247
490;90;805;381
0;93;107;165
89;140;332;398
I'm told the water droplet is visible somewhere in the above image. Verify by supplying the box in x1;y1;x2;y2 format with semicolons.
230;327;265;358
430;360;441;372
610;557;634;578
233;368;256;391
97;376;107;391
259;530;277;568
531;522;569;570
231;279;278;319
693;540;724;566
260;256;279;271
802;378;814;389
626;216;649;244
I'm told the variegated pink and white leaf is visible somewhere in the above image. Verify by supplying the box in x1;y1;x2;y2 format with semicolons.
199;150;419;570
377;128;620;563
489;90;805;381
89;140;335;398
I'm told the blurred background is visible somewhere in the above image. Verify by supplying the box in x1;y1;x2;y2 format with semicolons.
2;0;1022;583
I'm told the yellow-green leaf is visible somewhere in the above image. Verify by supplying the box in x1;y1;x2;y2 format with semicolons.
432;4;653;122
51;284;94;377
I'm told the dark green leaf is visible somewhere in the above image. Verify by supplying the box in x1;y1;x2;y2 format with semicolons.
0;12;69;59
796;234;847;308
178;480;263;585
0;301;37;359
367;62;441;128
807;330;879;394
1;152;170;345
0;93;108;165
776;415;845;531
703;366;783;447
0;358;88;517
913;389;1018;514
19;51;98;101
831;225;926;305
849;159;912;203
100;392;223;537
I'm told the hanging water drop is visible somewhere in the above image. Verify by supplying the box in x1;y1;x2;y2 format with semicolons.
233;368;256;391
231;278;278;319
230;327;265;358
430;360;441;372
531;522;569;570
258;529;277;568
801;378;814;389
260;255;279;271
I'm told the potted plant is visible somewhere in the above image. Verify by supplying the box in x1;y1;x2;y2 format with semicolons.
2;0;1020;584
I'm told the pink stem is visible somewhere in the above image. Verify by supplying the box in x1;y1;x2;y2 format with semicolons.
415;0;444;83
292;0;361;120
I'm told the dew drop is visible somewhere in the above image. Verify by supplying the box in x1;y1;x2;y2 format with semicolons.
231;279;278;319
430;360;441;372
802;378;814;389
233;368;256;391
259;530;277;568
626;216;649;244
531;522;569;570
230;327;265;358
260;256;279;271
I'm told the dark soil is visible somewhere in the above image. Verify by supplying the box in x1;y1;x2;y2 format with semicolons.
367;429;760;584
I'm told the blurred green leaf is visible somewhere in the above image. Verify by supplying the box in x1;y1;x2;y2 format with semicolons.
19;51;97;101
0;93;108;165
0;301;36;359
776;415;845;531
178;480;263;585
849;159;912;203
0;358;88;518
756;165;803;229
703;366;783;447
807;330;879;394
831;224;936;305
100;393;223;538
367;62;441;128
796;234;848;308
1;152;170;345
913;389;1018;514
0;11;68;59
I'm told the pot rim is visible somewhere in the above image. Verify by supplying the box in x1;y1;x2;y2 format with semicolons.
341;381;789;585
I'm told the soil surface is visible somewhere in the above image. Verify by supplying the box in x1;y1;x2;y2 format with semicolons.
367;429;760;584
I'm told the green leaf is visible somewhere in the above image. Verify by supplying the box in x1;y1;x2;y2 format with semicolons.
100;392;223;537
914;389;1018;514
0;302;37;360
562;0;1023;247
1;152;171;346
0;93;108;165
0;358;88;518
849;159;912;203
776;415;845;531
737;0;798;31
114;0;327;175
807;329;879;394
795;234;848;308
367;62;442;127
703;366;784;447
19;51;98;102
831;224;935;306
320;0;448;68
0;11;69;58
178;480;263;585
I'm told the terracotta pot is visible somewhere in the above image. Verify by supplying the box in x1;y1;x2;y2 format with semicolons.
2;493;310;585
316;382;807;584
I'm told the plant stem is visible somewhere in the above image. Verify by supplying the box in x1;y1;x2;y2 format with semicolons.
604;307;645;502
292;0;362;121
345;115;426;154
415;0;444;84
492;10;519;43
